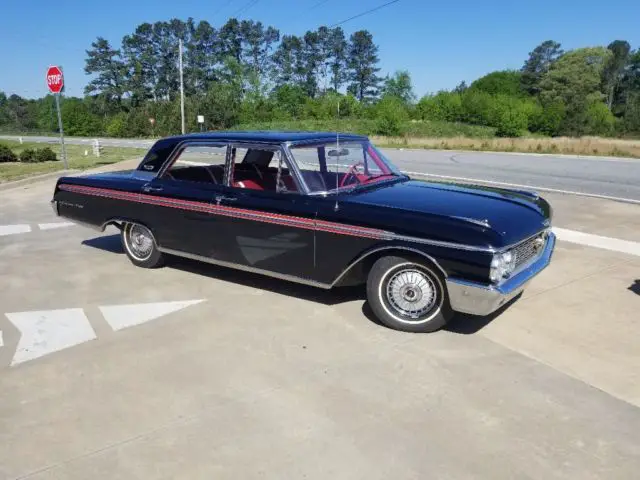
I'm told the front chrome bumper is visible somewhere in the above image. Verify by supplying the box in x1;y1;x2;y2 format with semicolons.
446;232;556;317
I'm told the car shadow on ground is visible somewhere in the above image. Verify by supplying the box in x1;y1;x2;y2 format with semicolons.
629;280;640;296
82;234;364;307
82;233;507;334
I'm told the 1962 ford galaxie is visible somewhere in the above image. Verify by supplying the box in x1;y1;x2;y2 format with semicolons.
51;131;555;333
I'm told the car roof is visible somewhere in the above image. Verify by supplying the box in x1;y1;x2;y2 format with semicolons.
161;130;369;145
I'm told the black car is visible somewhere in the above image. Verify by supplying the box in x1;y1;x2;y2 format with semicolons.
51;131;556;332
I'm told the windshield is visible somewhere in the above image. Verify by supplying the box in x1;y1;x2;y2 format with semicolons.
289;140;403;194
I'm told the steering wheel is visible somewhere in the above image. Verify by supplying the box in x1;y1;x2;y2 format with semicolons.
340;161;365;188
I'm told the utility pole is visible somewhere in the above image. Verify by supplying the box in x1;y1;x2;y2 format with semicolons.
179;39;185;135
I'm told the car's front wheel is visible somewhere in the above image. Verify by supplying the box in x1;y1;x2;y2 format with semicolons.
121;222;165;268
366;255;453;333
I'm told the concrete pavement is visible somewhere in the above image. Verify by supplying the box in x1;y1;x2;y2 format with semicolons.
3;134;640;202
0;171;639;479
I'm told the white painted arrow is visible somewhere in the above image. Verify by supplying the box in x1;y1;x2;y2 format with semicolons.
0;224;31;237
6;309;97;366
38;222;76;230
99;300;205;332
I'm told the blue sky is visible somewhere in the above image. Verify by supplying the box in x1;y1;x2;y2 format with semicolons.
1;0;639;99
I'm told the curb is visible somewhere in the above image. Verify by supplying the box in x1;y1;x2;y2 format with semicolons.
0;157;143;192
0;170;80;191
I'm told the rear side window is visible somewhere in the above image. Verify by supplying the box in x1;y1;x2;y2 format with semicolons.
138;140;176;173
162;144;228;185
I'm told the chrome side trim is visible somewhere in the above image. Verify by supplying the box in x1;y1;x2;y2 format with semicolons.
330;246;448;287
446;232;555;316
389;233;496;253
158;247;332;289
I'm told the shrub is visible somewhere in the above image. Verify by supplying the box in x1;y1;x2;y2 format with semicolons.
105;113;128;137
0;144;18;163
417;92;463;122
373;95;408;136
586;102;615;136
35;147;57;162
19;148;38;163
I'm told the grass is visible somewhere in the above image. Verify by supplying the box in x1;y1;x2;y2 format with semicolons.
372;135;640;158
0;141;146;182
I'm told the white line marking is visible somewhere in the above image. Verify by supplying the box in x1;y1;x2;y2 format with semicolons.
99;299;205;331
38;222;76;230
6;308;97;366
0;330;3;347
405;171;640;205
0;224;31;236
552;227;640;257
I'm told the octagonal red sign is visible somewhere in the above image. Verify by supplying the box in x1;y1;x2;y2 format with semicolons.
46;66;64;94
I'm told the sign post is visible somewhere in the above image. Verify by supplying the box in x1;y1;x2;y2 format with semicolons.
197;115;204;132
46;66;68;169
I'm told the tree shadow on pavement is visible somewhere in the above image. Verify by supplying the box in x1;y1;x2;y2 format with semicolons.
629;280;640;296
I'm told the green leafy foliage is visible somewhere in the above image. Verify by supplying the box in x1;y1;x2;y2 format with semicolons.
0;144;18;163
35;147;57;162
19;148;38;163
470;70;524;97
373;95;408;136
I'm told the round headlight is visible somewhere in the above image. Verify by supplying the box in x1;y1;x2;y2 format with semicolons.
490;251;516;283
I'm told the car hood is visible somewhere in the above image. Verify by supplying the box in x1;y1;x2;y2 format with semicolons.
344;179;552;246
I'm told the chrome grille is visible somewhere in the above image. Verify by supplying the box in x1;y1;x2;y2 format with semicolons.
512;232;547;270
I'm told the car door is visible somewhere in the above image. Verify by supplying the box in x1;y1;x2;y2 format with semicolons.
135;141;229;258
213;144;316;280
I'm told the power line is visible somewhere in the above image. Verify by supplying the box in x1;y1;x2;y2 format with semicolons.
213;0;235;17
230;0;260;17
309;0;331;10
329;0;400;27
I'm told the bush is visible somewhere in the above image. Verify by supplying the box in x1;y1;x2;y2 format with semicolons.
417;92;463;122
19;148;38;163
35;147;57;162
18;147;56;163
0;144;18;163
586;102;615;136
105;113;128;137
489;95;529;137
373;95;408;136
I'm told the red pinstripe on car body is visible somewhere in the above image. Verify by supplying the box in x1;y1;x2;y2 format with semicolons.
58;184;389;240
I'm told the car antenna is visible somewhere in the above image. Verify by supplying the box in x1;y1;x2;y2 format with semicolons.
334;100;340;211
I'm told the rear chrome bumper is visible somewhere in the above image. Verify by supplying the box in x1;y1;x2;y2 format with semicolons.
50;199;59;216
446;232;556;317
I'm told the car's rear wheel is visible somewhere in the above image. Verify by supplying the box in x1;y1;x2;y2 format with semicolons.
121;222;164;268
366;255;453;333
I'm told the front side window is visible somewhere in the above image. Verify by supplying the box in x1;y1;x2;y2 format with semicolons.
289;141;402;194
228;146;299;193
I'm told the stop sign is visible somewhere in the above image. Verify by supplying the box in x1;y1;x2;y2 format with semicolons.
46;66;64;94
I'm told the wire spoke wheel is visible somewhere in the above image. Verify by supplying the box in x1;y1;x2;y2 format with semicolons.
385;268;438;321
125;223;154;261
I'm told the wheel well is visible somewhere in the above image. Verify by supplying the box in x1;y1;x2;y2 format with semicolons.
333;247;447;288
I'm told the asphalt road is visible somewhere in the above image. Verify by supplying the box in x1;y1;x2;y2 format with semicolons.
3;134;640;202
1;164;640;479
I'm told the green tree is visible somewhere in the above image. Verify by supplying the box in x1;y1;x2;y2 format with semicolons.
84;37;127;107
470;70;524;97
374;95;408;136
328;27;348;91
60;97;102;136
382;70;416;104
346;30;381;102
602;40;631;111
521;40;564;95
539;47;612;134
417;92;463;122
